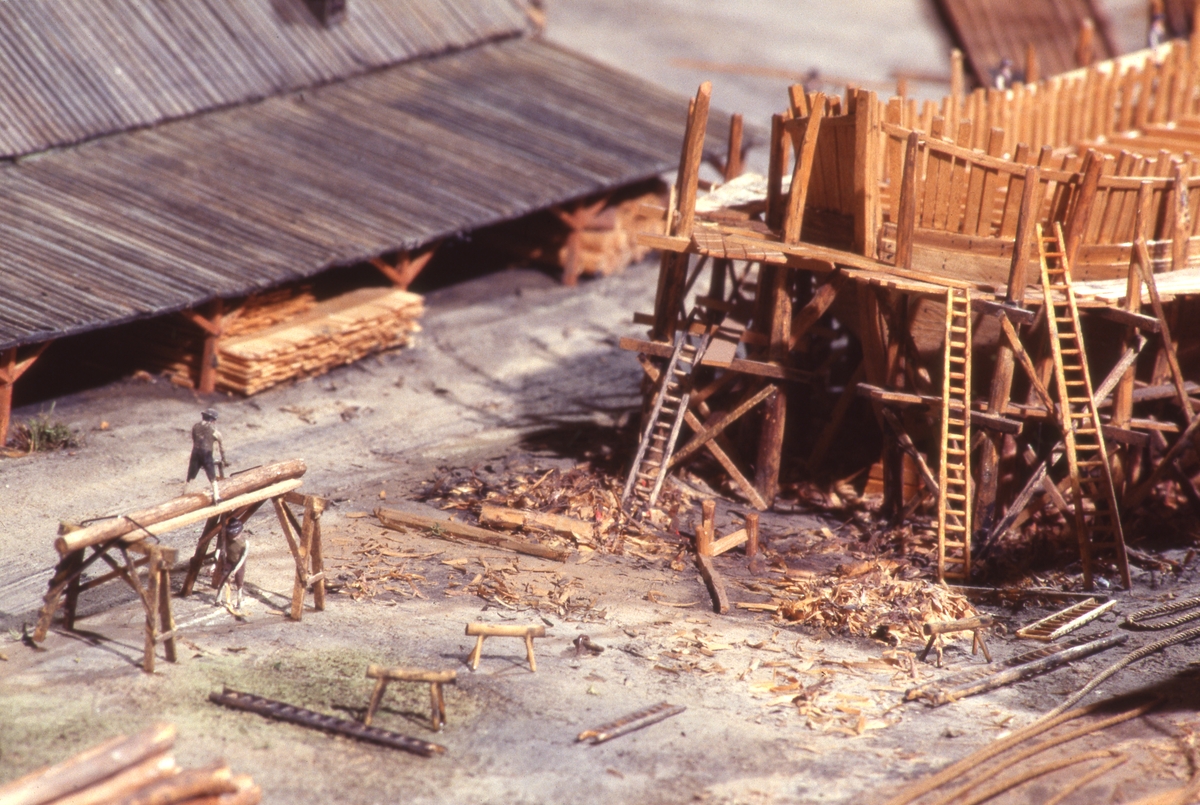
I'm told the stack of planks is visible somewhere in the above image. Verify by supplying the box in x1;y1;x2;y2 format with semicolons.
0;723;261;805
144;285;422;395
558;190;667;278
217;287;422;395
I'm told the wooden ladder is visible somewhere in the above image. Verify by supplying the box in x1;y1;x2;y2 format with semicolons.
1038;223;1131;589
621;315;713;517
937;286;972;583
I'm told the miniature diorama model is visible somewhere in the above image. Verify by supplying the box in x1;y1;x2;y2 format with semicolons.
184;408;226;503
213;517;248;611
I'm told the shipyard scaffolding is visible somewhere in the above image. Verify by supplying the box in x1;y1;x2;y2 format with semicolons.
624;38;1200;590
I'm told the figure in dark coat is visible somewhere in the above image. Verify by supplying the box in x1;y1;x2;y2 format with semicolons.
183;408;226;503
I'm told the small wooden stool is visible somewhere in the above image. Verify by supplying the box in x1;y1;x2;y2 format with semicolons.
920;615;994;667
465;623;546;672
363;665;457;731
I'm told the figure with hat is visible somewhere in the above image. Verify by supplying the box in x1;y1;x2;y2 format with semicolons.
184;408;226;503
213;516;249;612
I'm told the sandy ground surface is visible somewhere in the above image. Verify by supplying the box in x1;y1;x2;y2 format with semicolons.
3;3;1200;804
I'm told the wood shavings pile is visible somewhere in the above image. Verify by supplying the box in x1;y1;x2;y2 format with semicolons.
420;462;683;552
442;556;604;620
325;533;434;601
747;557;976;645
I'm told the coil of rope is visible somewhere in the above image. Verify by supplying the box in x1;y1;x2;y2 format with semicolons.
1123;595;1200;630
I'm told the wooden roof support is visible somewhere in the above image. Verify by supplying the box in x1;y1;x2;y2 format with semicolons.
369;241;439;291
551;198;610;286
181;299;224;394
755;262;793;505
0;341;51;446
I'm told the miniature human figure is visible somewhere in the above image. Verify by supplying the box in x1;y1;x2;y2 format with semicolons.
214;517;248;610
1149;3;1168;48
992;58;1015;90
183;408;225;503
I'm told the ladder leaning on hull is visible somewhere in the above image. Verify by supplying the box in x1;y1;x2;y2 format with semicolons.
1037;222;1131;590
937;286;973;583
621;315;714;519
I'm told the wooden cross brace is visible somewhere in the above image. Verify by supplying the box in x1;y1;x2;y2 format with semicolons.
465;623;546;672
363;665;457;731
920;615;994;668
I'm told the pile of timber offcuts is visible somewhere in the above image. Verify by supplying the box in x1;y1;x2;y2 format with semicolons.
345;461;979;646
143;286;423;394
0;723;261;805
621;39;1200;593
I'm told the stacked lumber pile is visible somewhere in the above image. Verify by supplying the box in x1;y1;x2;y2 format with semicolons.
0;723;261;805
142;285;422;395
216;287;422;394
557;190;666;278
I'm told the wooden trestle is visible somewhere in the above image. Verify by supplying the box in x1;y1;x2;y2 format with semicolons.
1038;223;1131;589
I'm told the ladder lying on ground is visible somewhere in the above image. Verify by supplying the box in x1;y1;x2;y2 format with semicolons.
621;311;714;518
1038;222;1131;589
937;286;973;583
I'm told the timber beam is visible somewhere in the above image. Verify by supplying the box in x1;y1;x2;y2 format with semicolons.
369;242;439;291
857;384;1022;434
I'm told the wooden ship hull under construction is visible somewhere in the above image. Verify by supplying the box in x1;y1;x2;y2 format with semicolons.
622;37;1200;592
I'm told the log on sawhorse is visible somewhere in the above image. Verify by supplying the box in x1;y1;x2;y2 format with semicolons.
35;535;178;673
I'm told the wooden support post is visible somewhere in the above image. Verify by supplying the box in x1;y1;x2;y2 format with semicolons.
976;167;1042;535
782;96;825;244
676;83;712;241
1112;186;1151;496
894;132;920;270
854;90;883;258
552;197;610;287
61;551;84;631
156;546;177;665
766;114;788;231
0;341;51;446
182;300;224;394
724;114;744;181
698;499;715;556
755;262;792;505
1064;151;1105;267
745;513;759;557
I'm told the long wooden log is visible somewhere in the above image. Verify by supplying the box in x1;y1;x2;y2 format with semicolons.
118;762;235;805
928;634;1127;706
375;508;567;562
56;461;306;555
478;504;594;540
0;723;176;805
48;756;178;805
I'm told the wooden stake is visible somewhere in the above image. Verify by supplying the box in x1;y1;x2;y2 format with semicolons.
745;512;760;557
698;499;715;556
1064;150;1106;266
1076;20;1096;68
724;114;744;181
1025;43;1040;86
676;82;712;240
